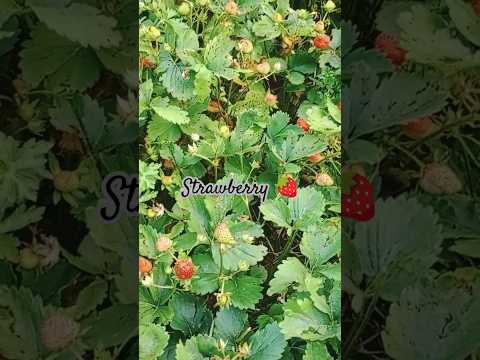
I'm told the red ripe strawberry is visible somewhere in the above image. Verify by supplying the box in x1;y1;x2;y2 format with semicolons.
375;32;407;67
297;118;310;132
174;258;195;280
139;256;153;274
401;117;438;139
341;173;374;221
472;0;480;16
308;153;325;163
140;57;155;69
313;34;331;49
278;175;297;198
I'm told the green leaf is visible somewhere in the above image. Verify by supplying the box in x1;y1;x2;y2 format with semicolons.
287;72;305;85
0;235;19;262
354;196;444;301
193;65;213;101
212;241;267;272
19;25;100;89
449;239;480;259
191;252;219;295
446;0;480;47
83;304;137;348
303;342;333;360
139;79;153;113
159;53;195;100
279;297;335;341
176;335;220;360
170;293;213;337
167;19;199;53
0;0;19;28
288;187;325;230
204;35;236;79
139;160;160;201
150;97;190;125
253;16;281;39
0;205;45;233
61;234;108;274
147;114;181;143
268;133;327;163
140;302;173;325
347;64;447;138
383;275;480;360
298;103;339;132
140;324;169;360
0;286;43;359
28;1;121;48
260;199;292;229
71;279;108;319
224;273;263;310
267;257;308;296
0;133;51;209
346;139;382;164
248;323;287;360
397;4;479;67
81;95;106;146
289;53;317;74
300;222;340;265
214;307;248;345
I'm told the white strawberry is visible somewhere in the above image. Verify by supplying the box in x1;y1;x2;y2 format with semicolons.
419;163;462;194
214;222;235;244
41;312;79;351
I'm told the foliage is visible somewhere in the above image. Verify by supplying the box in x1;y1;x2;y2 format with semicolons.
342;1;480;358
0;0;137;358
139;0;341;359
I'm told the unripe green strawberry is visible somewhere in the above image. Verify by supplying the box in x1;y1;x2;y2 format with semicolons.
238;260;249;271
298;9;309;19
324;0;336;11
19;248;40;270
146;208;157;218
161;175;173;186
53;170;80;193
18;102;35;121
419;163;462;194
178;2;191;16
197;0;209;6
147;26;160;40
40;312;79;351
314;21;325;33
219;125;230;138
215;291;231;307
273;12;284;23
13;78;29;95
214;222;235;244
237;343;251;358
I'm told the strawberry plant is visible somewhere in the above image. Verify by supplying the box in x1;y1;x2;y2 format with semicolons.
139;0;341;359
0;0;138;358
343;1;480;358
